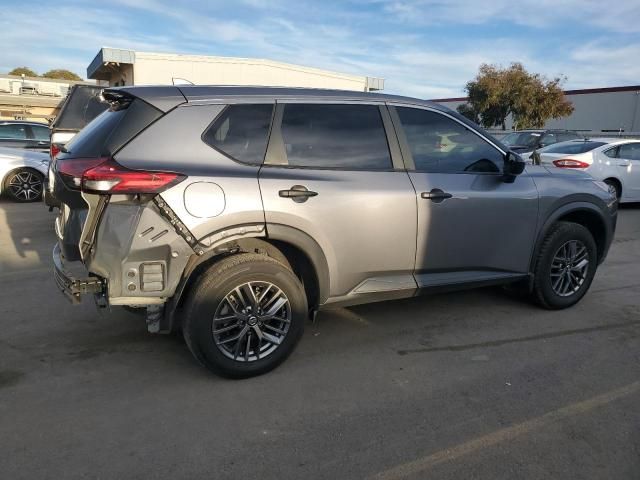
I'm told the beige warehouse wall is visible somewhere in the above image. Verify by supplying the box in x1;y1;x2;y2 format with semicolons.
132;54;367;91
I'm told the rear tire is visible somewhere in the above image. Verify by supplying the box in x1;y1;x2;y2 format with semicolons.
604;178;621;201
531;222;597;309
182;253;307;378
4;168;44;202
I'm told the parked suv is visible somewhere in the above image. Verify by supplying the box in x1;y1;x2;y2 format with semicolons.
49;86;617;378
501;129;581;156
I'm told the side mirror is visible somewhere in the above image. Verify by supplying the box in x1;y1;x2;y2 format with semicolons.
503;151;525;183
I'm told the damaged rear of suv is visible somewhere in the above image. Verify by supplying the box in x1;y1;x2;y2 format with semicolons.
50;85;617;379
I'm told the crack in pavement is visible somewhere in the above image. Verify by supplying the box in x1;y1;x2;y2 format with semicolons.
397;319;640;355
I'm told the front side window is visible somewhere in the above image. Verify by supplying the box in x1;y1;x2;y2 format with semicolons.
203;104;274;165
279;104;392;170
396;107;504;173
0;124;28;140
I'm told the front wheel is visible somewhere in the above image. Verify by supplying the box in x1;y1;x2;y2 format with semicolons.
182;253;307;378
4;168;44;202
531;222;597;309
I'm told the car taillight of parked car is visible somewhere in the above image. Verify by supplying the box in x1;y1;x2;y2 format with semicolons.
57;157;184;194
50;144;61;160
552;159;590;169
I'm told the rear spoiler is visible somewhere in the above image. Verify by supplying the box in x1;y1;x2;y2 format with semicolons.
102;86;187;113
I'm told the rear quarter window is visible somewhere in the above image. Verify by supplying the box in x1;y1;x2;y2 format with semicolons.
203;104;274;165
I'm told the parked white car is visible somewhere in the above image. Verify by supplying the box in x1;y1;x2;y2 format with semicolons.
0;147;49;202
534;138;640;203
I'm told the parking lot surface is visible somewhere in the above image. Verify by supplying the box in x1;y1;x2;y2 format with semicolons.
1;199;639;479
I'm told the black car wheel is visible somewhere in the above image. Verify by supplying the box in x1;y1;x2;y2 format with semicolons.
182;253;307;378
4;168;44;202
532;221;597;309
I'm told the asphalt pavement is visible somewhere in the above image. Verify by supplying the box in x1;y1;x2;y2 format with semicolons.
1;198;639;479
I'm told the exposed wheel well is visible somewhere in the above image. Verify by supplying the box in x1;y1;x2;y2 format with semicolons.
556;210;607;262
175;238;321;316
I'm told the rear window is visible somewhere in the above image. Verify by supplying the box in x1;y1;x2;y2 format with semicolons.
540;141;605;155
63;98;161;158
203;104;274;165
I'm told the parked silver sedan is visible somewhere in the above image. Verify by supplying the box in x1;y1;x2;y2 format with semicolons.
0;147;49;202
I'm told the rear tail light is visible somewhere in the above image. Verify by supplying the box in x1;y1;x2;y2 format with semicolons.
82;158;185;194
50;144;61;160
552;158;590;169
57;157;184;194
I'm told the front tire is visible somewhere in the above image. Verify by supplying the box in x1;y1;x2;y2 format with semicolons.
4;168;44;202
531;222;597;309
182;253;307;378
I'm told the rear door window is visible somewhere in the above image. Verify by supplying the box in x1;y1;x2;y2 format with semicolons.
0;124;28;140
278;104;392;170
203;104;274;165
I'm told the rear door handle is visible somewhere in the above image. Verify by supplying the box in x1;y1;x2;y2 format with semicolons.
279;185;318;203
421;188;452;203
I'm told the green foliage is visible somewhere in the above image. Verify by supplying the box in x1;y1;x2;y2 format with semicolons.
41;69;82;81
462;63;574;130
8;67;37;77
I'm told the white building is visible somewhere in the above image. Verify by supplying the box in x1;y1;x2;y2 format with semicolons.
87;48;384;92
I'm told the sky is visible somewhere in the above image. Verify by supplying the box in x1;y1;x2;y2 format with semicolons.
1;0;639;99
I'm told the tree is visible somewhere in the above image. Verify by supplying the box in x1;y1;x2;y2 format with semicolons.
461;63;574;130
456;103;480;123
42;69;82;81
8;67;37;77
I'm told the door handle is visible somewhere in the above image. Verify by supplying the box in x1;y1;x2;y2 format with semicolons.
421;188;452;203
279;185;318;203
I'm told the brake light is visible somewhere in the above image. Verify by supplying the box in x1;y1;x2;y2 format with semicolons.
552;158;590;169
81;158;184;194
50;144;60;160
57;157;108;189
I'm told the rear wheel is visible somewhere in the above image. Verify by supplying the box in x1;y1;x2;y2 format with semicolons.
4;168;44;202
182;253;307;378
531;222;597;309
603;178;621;201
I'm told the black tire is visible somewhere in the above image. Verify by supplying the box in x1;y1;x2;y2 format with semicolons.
604;178;621;201
3;168;44;202
182;253;307;378
531;221;597;309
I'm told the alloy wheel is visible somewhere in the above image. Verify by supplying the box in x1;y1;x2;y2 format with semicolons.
8;171;43;201
550;240;589;297
212;281;291;362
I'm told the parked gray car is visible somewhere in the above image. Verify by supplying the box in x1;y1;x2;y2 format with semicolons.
49;86;618;378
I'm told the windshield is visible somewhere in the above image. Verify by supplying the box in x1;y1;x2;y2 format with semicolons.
540;141;606;154
501;132;541;148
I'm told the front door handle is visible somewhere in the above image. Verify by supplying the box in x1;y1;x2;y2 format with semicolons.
421;188;452;203
279;185;318;203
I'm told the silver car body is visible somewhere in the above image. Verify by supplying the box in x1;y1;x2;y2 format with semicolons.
50;86;618;332
0;146;49;195
538;138;640;203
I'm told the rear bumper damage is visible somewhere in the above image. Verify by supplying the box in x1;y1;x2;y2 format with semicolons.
53;244;104;304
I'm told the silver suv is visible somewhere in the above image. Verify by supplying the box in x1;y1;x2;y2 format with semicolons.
50;86;618;378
